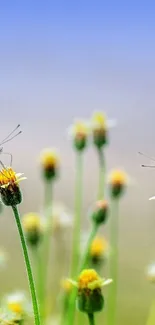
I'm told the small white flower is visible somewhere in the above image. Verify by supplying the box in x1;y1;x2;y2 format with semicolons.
147;263;155;283
149;196;155;201
2;291;32;318
43;202;73;232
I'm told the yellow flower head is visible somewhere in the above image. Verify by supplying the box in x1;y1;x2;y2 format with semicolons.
70;269;112;314
90;236;108;257
0;167;25;206
0;168;25;189
78;269;102;290
109;170;127;186
40;148;59;169
71;121;89;138
22;213;42;232
108;169;128;198
8;302;22;315
61;278;73;293
92;112;107;130
69;120;89;151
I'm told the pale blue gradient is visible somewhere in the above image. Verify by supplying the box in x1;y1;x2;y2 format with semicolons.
0;2;155;325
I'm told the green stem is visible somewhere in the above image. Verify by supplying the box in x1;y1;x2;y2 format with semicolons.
70;152;83;278
60;294;70;325
97;148;105;200
107;199;119;325
88;313;95;325
67;223;99;325
42;180;53;320
146;300;155;325
31;246;44;323
12;206;41;325
80;223;99;271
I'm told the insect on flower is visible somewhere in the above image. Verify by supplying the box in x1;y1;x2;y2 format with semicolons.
0;124;22;166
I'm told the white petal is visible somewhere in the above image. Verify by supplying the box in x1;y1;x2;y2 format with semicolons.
107;119;117;128
149;196;155;201
102;279;113;286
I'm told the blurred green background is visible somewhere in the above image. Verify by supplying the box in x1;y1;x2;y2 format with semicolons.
0;1;155;324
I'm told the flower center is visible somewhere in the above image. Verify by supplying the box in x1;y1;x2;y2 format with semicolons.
78;269;100;289
0;168;16;186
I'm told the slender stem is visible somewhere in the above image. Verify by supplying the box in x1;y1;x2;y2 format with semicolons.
97;148;105;200
67;223;99;325
60;294;70;325
80;223;99;271
31;246;44;322
12;206;41;325
146;300;155;325
70;152;83;278
42;180;53;320
88;313;95;325
107;199;119;325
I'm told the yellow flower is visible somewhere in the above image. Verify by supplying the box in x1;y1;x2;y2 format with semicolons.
69;120;89;151
109;169;127;186
0;167;25;206
0;168;25;189
68;269;112;313
40;148;59;180
90;236;108;258
3;292;31;319
108;169;128;198
22;213;42;232
78;269;102;290
40;148;59;169
22;213;43;246
71;121;89;137
92;112;107;130
8;302;22;315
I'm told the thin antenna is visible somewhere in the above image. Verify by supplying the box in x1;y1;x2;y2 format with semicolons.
138;151;155;162
141;164;155;168
0;124;20;145
0;131;22;146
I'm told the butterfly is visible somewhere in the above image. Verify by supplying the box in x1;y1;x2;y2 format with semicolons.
138;151;155;168
0;124;22;166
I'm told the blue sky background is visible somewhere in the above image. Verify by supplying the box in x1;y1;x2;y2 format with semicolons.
0;3;155;323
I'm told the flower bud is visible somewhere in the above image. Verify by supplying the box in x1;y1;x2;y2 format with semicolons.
69;121;89;151
108;170;127;198
76;269;110;314
40;148;59;181
78;288;104;314
91;200;108;225
91;112;108;148
22;213;43;247
90;236;108;267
